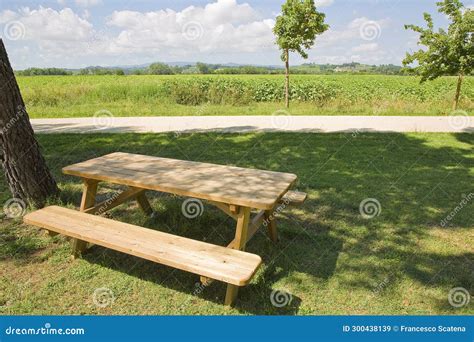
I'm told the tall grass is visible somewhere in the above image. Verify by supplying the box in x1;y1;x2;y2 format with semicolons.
17;75;474;117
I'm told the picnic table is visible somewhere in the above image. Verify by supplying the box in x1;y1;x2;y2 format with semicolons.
24;152;306;305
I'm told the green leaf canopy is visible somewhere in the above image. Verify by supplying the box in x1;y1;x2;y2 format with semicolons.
273;0;329;60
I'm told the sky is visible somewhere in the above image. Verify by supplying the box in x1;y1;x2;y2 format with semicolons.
0;0;472;69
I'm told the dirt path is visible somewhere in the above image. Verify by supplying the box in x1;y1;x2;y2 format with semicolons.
31;116;473;134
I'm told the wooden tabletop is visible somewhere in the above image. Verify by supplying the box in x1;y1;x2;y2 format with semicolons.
63;152;297;210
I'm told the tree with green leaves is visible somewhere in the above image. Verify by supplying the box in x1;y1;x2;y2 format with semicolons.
273;0;329;108
147;62;175;75
403;0;473;110
196;62;211;74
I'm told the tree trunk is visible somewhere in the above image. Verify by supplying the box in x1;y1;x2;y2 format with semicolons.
452;73;463;111
284;49;290;108
0;39;59;207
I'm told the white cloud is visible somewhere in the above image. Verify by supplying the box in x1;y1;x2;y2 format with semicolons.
0;0;277;64
0;6;95;63
315;0;334;7
309;17;392;64
105;0;275;55
352;43;378;52
315;17;389;47
13;7;94;41
0;10;18;23
75;0;102;7
82;9;91;19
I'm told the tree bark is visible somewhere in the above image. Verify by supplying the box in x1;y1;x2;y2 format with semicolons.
0;39;59;207
452;73;463;111
284;49;290;108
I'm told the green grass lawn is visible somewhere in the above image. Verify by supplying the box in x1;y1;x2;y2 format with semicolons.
17;75;474;118
0;132;473;315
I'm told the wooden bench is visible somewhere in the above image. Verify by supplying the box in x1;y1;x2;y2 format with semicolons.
279;190;307;206
23;206;262;306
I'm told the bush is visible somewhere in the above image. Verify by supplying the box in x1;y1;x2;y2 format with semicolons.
165;78;254;105
164;77;341;105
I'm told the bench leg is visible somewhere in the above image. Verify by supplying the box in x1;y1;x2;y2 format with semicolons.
73;179;98;259
136;192;153;216
72;239;88;259
264;210;278;242
200;276;213;286
225;285;239;306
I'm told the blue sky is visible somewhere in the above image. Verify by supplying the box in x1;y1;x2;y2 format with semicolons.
0;0;472;69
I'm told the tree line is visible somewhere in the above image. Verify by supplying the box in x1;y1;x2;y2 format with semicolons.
16;62;407;76
15;67;72;76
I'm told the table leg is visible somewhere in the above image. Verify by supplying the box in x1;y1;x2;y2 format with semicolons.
72;179;98;258
224;206;251;306
264;210;278;242
232;207;251;251
136;191;153;216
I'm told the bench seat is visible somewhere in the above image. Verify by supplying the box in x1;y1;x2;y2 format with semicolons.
279;190;307;206
24;206;262;302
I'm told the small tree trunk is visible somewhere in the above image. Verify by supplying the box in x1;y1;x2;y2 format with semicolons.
284;49;290;108
452;73;463;111
0;39;59;207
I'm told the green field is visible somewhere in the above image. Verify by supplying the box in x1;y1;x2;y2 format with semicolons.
1;133;472;314
17;75;474;118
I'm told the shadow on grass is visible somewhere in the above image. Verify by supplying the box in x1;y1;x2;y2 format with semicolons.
0;220;51;262
81;244;304;315
2;132;473;313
